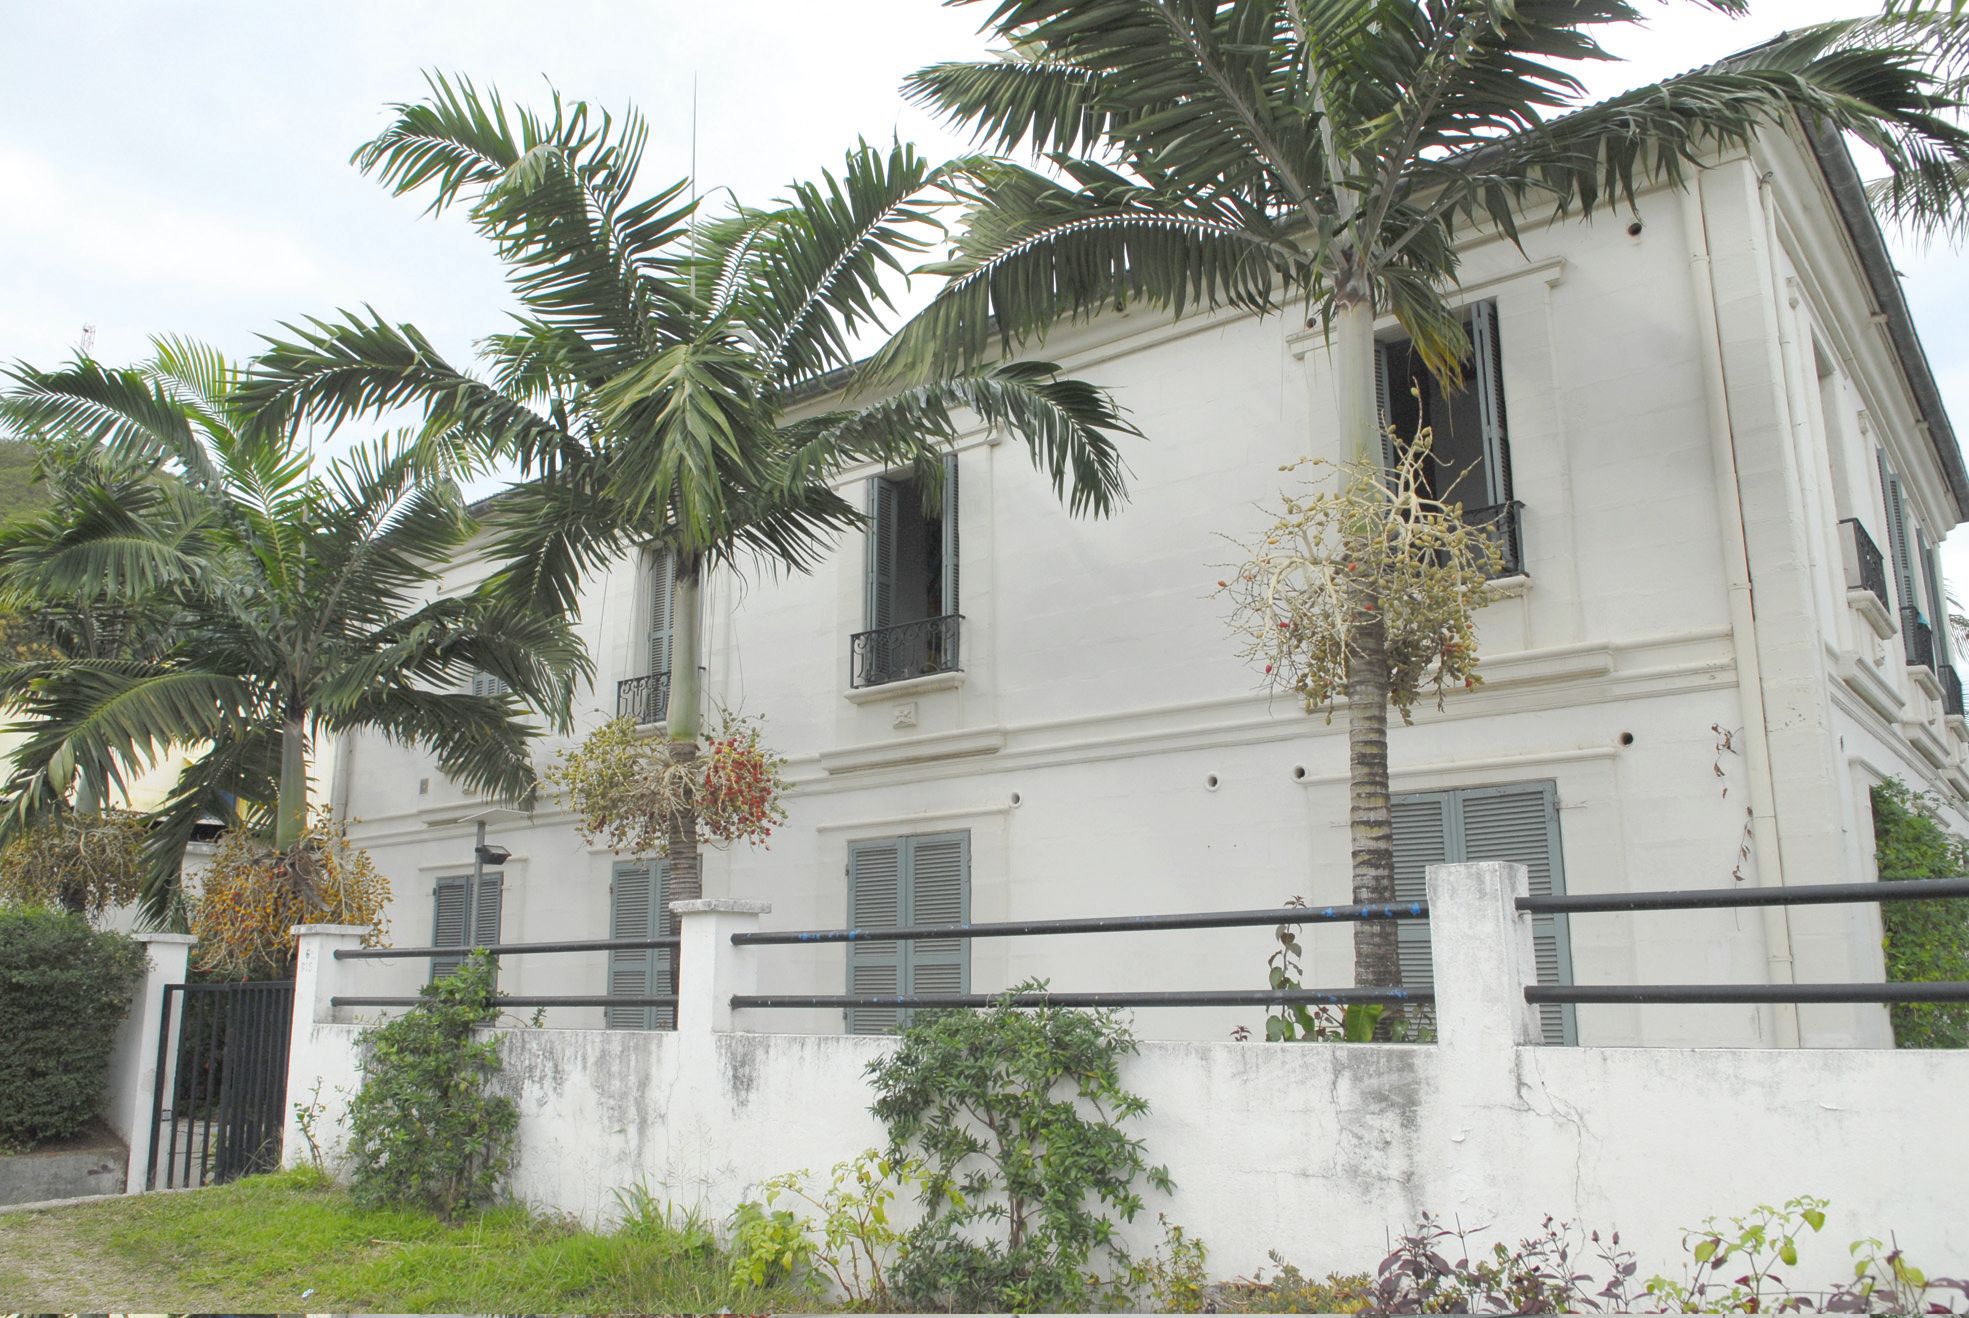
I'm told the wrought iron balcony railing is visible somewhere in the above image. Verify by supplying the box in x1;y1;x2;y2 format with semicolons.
851;614;962;689
617;671;670;725
1839;518;1893;616
1463;501;1525;579
1903;608;1937;673
1945;665;1965;719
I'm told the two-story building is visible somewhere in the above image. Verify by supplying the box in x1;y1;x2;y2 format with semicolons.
332;116;1969;1050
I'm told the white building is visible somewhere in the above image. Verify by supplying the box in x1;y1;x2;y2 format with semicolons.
336;120;1969;1050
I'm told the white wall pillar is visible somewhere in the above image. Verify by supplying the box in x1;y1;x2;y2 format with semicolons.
104;931;194;1194
671;899;770;1035
284;924;369;1170
1425;861;1542;1058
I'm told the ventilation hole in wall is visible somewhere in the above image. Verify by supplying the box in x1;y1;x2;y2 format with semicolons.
1292;765;1308;781
1206;773;1221;791
1627;219;1645;237
418;777;430;796
1009;791;1022;807
1619;732;1635;747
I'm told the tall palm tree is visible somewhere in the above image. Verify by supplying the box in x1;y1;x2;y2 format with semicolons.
0;337;582;915
242;76;1139;907
875;0;1969;992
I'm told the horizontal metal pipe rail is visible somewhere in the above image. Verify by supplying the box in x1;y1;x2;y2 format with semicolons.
731;900;1425;947
1530;982;1969;1005
1517;877;1969;915
335;935;681;960
331;994;680;1009
735;987;1431;1011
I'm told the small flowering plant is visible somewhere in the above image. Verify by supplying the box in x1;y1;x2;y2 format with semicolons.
550;711;789;856
1218;425;1501;724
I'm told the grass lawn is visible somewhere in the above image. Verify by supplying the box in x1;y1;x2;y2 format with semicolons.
0;1166;816;1313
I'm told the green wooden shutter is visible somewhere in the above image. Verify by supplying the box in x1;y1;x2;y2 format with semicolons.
846;840;904;1035
1922;533;1952;667
607;861;654;1030
1880;451;1918;612
469;670;508;698
903;832;970;1023
1468;300;1514;508
1374;342;1398;474
473;873;503;990
1455;784;1575;1046
648;549;676;686
941;456;960;618
866;478;899;632
1391;793;1450;1030
430;876;469;981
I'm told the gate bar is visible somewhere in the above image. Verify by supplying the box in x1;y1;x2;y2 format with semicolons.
331;993;681;1009
731;901;1427;947
734;987;1432;1010
1529;981;1969;1005
335;935;682;960
1518;877;1969;914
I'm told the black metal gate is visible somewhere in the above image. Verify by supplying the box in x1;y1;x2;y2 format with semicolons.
146;981;294;1190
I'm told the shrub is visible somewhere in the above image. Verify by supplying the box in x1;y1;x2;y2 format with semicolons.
1869;780;1969;1047
867;981;1173;1312
734;1149;931;1307
0;810;146;919
0;907;147;1148
189;812;389;980
345;952;516;1217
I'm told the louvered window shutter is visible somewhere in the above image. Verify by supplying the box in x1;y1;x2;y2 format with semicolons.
846;840;904;1035
1468;300;1514;507
866;479;899;632
649;549;676;688
941;456;960;618
1880;452;1918;613
430;877;469;981
1374;343;1398;474
470;670;508;697
1922;534;1952;667
473;873;503;990
1391;794;1450;1031
607;862;655;1030
1456;784;1575;1046
903;833;969;1025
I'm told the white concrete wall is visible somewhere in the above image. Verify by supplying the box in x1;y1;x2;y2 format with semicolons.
285;867;1969;1293
338;128;1969;1049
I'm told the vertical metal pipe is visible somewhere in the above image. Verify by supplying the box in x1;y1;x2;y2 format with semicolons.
201;988;222;1185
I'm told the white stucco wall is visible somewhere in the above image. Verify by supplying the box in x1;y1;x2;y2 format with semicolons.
336;129;1969;1050
284;869;1969;1292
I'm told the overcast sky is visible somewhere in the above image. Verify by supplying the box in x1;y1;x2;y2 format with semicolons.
4;1;1967;578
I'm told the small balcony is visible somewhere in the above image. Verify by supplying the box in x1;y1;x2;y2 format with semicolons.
1464;501;1525;579
1903;608;1937;673
617;672;670;726
1839;519;1896;639
851;614;962;689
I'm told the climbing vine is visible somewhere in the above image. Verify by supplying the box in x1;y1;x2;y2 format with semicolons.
1870;779;1969;1048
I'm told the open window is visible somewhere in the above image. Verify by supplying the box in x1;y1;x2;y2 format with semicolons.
855;457;960;687
1377;300;1521;576
618;548;675;724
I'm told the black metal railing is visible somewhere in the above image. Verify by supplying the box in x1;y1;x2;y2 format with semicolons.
1839;518;1893;615
331;933;681;1012
617;671;670;725
1945;665;1966;718
1464;501;1525;578
1903;607;1937;672
851;613;962;688
1516;877;1969;1007
730;900;1432;1016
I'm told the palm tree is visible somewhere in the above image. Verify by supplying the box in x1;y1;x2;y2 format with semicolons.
0;337;582;915
242;76;1139;907
876;0;1969;992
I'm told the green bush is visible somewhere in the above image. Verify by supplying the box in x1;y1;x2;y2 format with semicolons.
345;952;517;1217
867;981;1173;1312
1870;780;1969;1048
0;907;147;1148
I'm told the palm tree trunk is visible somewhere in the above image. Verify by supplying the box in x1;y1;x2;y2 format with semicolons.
1332;293;1401;993
663;555;704;1015
275;707;308;852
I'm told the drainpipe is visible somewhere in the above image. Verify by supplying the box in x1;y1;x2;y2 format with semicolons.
1681;175;1802;1048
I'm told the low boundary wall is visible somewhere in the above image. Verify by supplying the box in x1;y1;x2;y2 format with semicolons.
285;866;1969;1285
